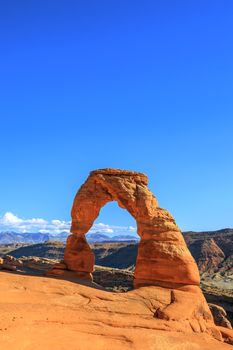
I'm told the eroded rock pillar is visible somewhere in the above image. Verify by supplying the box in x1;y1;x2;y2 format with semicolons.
64;234;94;281
134;208;200;288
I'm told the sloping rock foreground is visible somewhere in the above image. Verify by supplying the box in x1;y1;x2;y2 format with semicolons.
1;255;233;329
0;271;233;350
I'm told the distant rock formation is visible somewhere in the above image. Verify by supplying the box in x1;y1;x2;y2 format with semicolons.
189;238;225;273
57;168;199;288
209;304;232;329
184;229;233;278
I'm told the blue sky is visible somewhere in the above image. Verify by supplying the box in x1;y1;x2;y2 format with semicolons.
0;1;233;233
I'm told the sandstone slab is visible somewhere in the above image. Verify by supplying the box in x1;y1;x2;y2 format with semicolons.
1;272;232;350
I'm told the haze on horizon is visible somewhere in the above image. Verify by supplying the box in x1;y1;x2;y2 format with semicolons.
0;1;232;232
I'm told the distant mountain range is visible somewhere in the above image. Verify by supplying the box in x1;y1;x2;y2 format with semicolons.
0;231;51;244
86;233;137;243
1;228;233;246
0;231;138;244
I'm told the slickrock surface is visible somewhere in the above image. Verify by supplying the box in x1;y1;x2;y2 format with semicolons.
1;271;233;350
60;168;200;288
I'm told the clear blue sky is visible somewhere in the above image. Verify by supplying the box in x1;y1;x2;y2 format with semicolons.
0;1;232;232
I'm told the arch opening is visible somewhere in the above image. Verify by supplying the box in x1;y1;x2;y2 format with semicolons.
87;201;139;291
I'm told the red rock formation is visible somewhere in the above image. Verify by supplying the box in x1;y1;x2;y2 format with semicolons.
61;168;200;288
64;234;94;280
40;168;233;346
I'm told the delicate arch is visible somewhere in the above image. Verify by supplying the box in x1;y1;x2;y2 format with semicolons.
64;169;200;288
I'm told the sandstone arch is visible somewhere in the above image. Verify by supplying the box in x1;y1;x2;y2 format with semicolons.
63;169;200;288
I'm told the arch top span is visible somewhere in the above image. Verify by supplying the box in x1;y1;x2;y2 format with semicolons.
70;168;157;235
90;168;148;183
64;168;200;288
